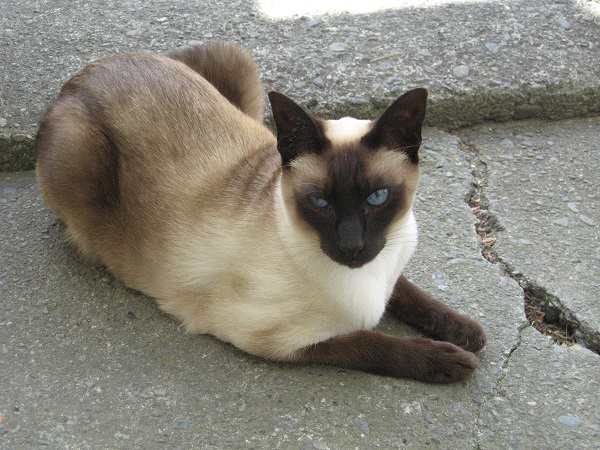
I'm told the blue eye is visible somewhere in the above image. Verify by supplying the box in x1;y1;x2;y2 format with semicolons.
309;196;329;208
367;188;390;206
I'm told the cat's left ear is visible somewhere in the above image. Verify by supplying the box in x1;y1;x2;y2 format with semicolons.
268;91;328;167
362;88;428;164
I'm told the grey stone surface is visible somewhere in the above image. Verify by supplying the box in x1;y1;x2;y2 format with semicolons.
0;128;557;449
462;117;600;351
479;328;600;449
1;0;600;448
2;126;598;448
2;0;600;169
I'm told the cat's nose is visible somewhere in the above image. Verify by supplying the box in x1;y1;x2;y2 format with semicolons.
340;241;365;257
338;220;365;257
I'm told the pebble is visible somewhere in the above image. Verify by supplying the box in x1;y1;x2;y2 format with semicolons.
387;77;401;85
425;413;435;424
567;202;579;213
293;81;307;89
500;138;514;147
553;218;569;227
351;98;366;105
329;42;346;52
558;415;582;427
307;19;322;27
556;17;571;29
174;420;189;429
579;215;596;226
402;402;422;414
452;65;470;78
390;85;401;94
354;418;370;435
313;77;325;88
485;42;500;54
376;61;394;71
422;65;436;74
0;118;6;127
436;427;454;436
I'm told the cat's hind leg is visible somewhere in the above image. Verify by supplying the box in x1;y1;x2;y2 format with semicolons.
387;275;487;352
35;94;120;262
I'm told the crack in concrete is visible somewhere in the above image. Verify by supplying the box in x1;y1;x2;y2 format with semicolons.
458;136;600;356
494;323;528;395
462;138;527;450
472;321;526;450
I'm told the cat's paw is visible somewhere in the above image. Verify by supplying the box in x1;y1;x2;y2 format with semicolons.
409;339;480;383
441;317;487;353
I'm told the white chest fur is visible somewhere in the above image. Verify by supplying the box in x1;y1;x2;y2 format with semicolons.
325;213;417;331
286;211;418;340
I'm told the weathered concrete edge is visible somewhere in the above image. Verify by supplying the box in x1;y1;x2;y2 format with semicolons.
2;83;599;172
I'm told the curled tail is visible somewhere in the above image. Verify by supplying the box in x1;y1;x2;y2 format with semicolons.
167;43;265;123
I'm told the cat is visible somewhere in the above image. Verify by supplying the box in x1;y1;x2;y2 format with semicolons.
35;43;486;383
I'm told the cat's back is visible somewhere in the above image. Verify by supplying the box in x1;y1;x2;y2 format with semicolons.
37;48;276;202
57;51;270;163
35;48;278;290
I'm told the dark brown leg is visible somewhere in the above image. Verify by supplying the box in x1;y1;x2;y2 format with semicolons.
292;330;479;383
388;275;486;352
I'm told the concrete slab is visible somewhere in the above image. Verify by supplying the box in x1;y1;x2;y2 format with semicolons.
2;0;600;169
0;129;537;449
1;0;599;447
462;117;600;352
479;327;600;449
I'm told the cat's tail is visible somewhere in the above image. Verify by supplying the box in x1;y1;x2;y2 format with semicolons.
166;43;265;123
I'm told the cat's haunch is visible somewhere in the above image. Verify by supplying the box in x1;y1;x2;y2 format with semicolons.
35;43;485;383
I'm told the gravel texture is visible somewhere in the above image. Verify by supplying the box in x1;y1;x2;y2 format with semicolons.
2;0;600;169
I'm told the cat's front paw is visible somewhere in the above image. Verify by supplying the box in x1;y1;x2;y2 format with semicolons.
441;317;487;353
408;339;480;383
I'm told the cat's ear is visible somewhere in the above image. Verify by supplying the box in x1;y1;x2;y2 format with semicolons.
268;91;328;167
362;88;428;164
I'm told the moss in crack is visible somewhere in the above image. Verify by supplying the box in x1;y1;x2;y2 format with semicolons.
463;140;504;262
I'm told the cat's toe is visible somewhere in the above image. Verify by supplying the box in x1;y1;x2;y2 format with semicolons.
444;318;487;353
416;340;480;383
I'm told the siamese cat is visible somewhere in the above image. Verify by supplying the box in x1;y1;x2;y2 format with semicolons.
36;43;486;383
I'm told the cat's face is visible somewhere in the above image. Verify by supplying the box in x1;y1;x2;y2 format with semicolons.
270;89;427;268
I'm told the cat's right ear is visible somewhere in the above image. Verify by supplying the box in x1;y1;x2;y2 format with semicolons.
268;91;328;167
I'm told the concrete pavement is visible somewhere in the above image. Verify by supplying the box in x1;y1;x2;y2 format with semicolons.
1;0;599;448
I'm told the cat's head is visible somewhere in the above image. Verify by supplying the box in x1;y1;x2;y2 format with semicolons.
269;88;427;268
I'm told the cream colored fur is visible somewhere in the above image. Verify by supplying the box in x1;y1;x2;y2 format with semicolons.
36;46;421;363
